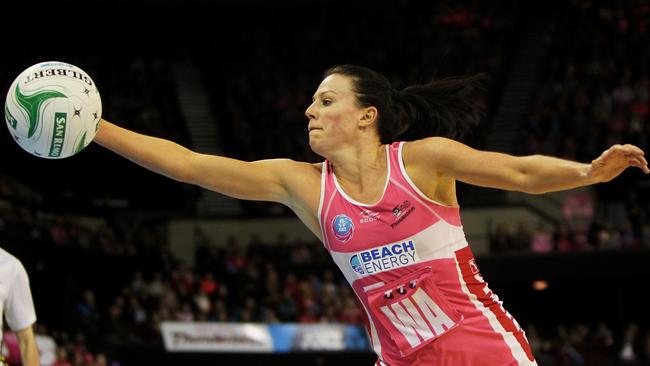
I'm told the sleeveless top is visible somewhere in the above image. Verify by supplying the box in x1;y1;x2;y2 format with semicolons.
318;142;537;366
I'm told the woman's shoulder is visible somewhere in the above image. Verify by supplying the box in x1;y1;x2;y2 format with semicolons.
404;136;455;148
402;137;456;162
267;158;323;178
310;161;324;171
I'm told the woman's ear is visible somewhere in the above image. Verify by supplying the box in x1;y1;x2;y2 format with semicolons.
359;106;378;127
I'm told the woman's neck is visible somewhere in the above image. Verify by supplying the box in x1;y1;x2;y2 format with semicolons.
328;143;388;203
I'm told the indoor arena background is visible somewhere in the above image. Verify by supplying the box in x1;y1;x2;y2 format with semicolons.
1;0;649;365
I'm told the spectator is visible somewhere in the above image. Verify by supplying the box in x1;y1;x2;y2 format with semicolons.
531;224;554;254
0;246;40;366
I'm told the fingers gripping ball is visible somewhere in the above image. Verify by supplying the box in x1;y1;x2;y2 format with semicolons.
4;61;102;158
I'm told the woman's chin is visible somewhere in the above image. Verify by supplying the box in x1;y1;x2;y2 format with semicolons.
309;139;325;157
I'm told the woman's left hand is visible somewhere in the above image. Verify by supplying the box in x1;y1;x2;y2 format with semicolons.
587;144;649;183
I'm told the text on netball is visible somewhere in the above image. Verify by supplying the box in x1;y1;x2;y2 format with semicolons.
49;113;67;157
24;69;93;86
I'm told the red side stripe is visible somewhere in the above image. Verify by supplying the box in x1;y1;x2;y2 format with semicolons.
456;246;535;362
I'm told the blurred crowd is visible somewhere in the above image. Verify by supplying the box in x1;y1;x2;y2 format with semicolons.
489;189;650;254
1;0;649;365
527;321;650;366
513;1;650;255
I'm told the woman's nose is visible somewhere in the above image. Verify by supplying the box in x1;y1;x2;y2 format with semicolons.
305;103;316;120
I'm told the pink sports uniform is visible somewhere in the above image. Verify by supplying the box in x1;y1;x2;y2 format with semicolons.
318;142;537;366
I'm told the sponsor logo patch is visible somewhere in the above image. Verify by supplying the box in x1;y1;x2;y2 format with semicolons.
391;200;415;228
359;209;380;224
351;240;418;275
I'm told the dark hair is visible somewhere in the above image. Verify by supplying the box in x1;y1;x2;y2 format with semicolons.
323;64;486;144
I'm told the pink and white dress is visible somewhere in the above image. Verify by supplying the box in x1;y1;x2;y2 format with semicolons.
318;142;537;366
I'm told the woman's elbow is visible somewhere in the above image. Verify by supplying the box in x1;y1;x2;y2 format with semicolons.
522;186;549;195
515;174;548;195
173;152;201;184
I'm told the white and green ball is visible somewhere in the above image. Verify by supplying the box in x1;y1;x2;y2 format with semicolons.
4;61;102;159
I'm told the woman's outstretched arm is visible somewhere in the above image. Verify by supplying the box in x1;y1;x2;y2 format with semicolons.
94;119;295;203
406;137;649;194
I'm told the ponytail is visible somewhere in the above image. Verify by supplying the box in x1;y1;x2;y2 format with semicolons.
323;65;486;144
389;74;487;143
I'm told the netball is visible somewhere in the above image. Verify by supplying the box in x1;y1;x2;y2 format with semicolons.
4;61;102;159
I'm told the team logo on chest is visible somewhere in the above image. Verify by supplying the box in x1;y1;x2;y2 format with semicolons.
332;214;355;242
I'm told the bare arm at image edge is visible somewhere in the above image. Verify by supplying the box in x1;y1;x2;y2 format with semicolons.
14;326;40;366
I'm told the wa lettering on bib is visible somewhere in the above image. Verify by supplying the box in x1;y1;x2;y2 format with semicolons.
366;267;463;356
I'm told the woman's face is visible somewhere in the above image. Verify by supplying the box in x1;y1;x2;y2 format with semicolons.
305;74;365;156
